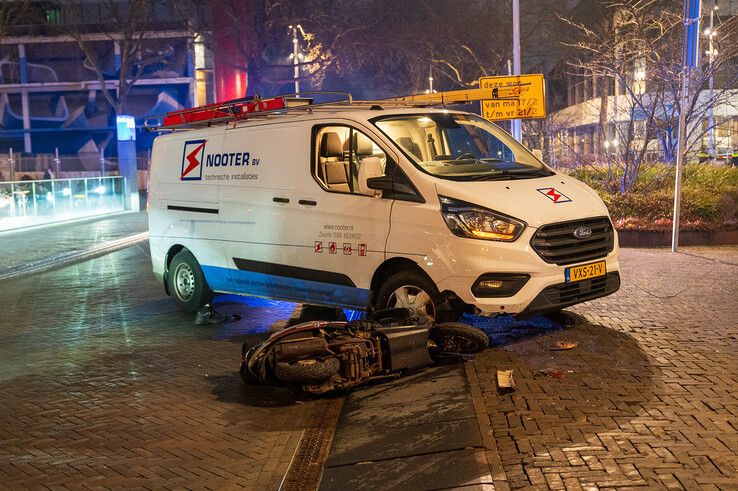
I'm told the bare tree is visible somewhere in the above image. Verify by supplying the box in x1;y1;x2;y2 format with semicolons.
59;0;189;114
0;0;32;39
560;0;738;194
193;0;573;99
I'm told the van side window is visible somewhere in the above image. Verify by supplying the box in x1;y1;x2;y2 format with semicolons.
314;126;387;194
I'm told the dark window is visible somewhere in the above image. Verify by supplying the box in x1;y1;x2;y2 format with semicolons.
46;8;61;24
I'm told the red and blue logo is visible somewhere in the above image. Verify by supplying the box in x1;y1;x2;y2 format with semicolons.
537;187;572;203
181;139;207;180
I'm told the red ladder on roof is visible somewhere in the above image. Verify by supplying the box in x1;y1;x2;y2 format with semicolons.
161;96;294;128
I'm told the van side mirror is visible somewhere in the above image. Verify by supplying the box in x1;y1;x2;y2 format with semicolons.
358;157;384;197
366;165;426;203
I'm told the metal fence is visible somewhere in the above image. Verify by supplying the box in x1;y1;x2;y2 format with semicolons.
0;153;151;181
0;176;126;232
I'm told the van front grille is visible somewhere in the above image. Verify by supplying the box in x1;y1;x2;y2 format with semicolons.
520;272;620;316
542;273;617;305
531;217;614;266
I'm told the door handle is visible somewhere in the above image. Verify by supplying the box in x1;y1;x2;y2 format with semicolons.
298;199;317;206
272;197;289;203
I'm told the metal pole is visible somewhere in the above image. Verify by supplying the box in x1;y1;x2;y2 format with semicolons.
54;147;61;178
31;181;37;216
672;69;689;252
507;59;514;134
8;148;14;182
673;0;701;252
290;25;300;96
429;66;433;93
708;6;716;160
511;0;522;142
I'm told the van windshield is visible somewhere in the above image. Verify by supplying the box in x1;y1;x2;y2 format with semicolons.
372;113;553;181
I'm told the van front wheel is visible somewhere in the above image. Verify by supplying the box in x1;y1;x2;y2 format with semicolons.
167;249;212;312
375;270;456;321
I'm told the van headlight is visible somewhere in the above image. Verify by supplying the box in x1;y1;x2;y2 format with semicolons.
440;196;526;242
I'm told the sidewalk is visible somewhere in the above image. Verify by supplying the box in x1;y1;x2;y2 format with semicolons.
0;210;148;274
464;246;738;489
316;246;738;490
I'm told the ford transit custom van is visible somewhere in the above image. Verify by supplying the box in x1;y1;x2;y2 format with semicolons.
148;96;619;319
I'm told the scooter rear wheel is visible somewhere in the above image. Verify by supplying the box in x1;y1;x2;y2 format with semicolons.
239;361;260;385
274;357;340;383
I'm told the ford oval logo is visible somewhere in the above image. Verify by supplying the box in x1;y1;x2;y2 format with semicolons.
573;227;592;239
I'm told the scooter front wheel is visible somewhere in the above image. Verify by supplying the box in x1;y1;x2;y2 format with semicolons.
430;323;489;356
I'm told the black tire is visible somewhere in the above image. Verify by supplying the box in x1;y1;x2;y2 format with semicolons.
274;357;340;383
374;269;458;322
167;249;212;311
430;323;489;355
239;362;261;385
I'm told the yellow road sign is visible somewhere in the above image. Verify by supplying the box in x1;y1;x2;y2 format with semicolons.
479;74;546;121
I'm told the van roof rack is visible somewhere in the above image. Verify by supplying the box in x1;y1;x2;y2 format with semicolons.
144;86;524;131
144;91;353;131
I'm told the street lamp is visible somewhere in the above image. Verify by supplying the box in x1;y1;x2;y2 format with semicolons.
425;66;437;94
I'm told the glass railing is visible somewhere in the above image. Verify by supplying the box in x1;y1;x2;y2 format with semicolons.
0;176;126;232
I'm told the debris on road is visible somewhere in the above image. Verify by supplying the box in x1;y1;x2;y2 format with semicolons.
497;369;516;390
539;368;568;380
195;304;242;325
554;340;578;350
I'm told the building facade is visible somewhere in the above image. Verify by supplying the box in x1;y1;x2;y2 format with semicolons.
0;1;214;174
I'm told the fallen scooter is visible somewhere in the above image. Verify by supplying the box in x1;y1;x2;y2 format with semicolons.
239;309;489;395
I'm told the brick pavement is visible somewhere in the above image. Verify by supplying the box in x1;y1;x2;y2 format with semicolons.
0;245;329;490
467;246;738;490
2;232;738;489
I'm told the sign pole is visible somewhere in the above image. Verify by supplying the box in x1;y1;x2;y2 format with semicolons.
290;25;301;96
672;71;689;252
507;59;514;134
511;0;522;142
672;0;701;252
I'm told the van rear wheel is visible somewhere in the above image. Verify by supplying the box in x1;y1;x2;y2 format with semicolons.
167;249;212;312
374;269;458;321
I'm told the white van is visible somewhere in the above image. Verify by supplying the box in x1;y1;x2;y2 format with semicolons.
148;98;619;319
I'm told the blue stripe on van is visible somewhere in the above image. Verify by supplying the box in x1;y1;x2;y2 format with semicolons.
201;265;370;309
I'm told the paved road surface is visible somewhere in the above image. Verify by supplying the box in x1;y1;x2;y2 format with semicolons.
0;244;329;489
1;231;737;490
0;211;147;273
467;246;738;489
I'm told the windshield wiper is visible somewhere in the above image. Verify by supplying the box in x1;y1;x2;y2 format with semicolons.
463;171;507;181
462;167;553;181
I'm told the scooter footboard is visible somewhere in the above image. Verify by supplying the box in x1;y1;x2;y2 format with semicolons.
379;327;433;372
